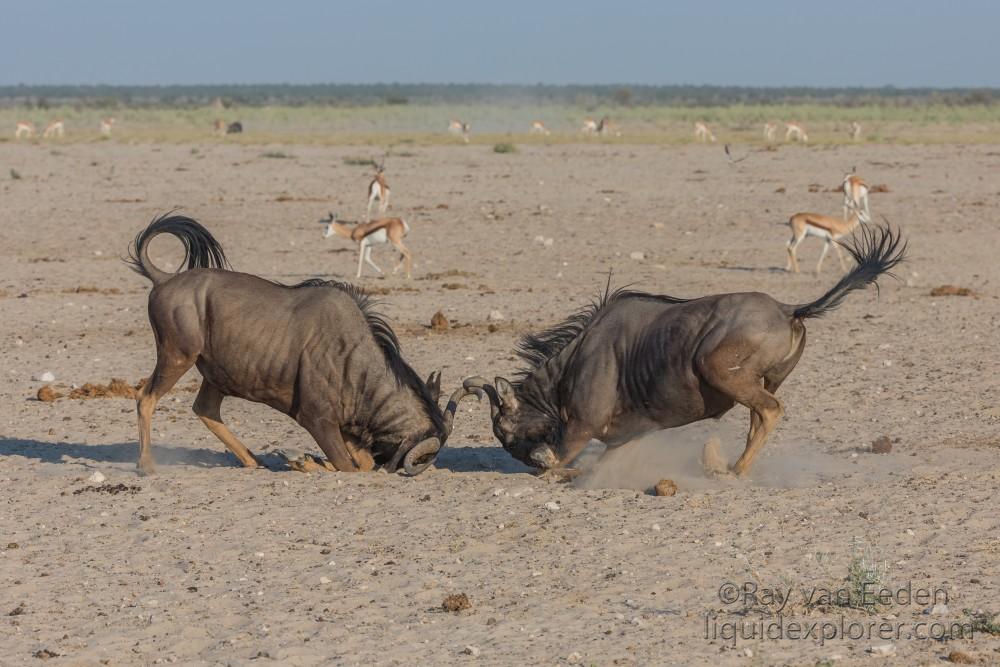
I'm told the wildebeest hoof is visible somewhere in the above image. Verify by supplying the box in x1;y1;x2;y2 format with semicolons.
280;451;335;473
701;438;730;477
539;468;582;483
529;445;558;469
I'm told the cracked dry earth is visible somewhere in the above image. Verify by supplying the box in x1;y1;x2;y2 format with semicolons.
1;141;1000;666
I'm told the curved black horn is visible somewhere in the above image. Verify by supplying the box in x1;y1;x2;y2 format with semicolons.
402;438;440;476
442;384;484;437
463;376;501;420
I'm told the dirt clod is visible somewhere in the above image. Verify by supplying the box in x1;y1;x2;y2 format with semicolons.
73;483;141;496
33;649;59;659
870;183;891;193
872;436;893;454
653;479;678;497
430;311;450;331
68;378;142;400
442;593;471;612
929;285;975;297
36;386;62;402
947;651;975;664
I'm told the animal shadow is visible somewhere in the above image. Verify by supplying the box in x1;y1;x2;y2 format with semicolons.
0;438;237;469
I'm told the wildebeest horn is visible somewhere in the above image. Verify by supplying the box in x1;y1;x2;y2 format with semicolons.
442;384;484;437
463;376;501;420
402;437;440;476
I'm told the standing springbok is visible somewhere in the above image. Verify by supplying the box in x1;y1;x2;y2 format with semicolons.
14;121;35;139
448;119;470;143
530;120;550;135
596;116;619;136
320;212;413;279
42;120;65;138
842;172;871;221
581;118;598;134
849;121;862;141
785;202;870;274
785;122;808;142
763;122;778;142
694;122;716;142
100;117;116;136
366;158;390;222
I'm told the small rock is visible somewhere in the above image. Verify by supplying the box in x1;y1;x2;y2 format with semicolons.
487;310;505;322
87;471;106;485
947;650;975;664
430;311;449;331
36;386;61;402
925;603;949;615
867;643;896;657
443;593;471;612
567;651;582;663
543;238;554;247
544;501;560;512
463;645;480;657
36;372;56;382
653;479;677;497
629;251;645;261
871;436;893;454
319;576;331;585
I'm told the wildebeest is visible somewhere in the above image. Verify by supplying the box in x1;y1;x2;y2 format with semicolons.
463;225;905;478
126;214;476;476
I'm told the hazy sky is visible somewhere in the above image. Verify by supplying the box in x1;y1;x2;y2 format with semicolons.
3;1;998;87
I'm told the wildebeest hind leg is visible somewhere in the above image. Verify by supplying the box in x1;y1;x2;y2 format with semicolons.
192;381;260;468
136;351;196;476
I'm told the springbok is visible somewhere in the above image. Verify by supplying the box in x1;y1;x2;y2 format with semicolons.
448;120;470;143
785;122;808;142
320;212;413;279
596;116;619;137
842;171;871;220
366;157;390;222
213;119;226;136
42;120;65;139
694;122;716;142
99;117;116;136
581;118;598;134
530;120;550;135
763;122;778;142
785;202;870;274
14;121;35;139
849;121;862;141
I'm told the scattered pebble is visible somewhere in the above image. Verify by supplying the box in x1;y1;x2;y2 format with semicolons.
35;371;55;382
925;603;949;615
319;576;331;585
567;651;582;663
867;643;896;657
544;501;560;512
462;645;480;657
629;251;645;261
87;471;106;485
487;310;505;322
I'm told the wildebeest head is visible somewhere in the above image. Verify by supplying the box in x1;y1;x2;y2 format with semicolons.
462;376;559;469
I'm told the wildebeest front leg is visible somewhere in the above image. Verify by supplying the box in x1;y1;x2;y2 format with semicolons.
192;381;260;468
301;418;362;471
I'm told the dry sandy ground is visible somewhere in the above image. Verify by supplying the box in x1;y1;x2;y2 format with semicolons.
2;141;1000;666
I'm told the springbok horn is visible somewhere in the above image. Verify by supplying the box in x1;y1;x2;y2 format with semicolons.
462;376;501;420
442;385;484;437
402;438;441;476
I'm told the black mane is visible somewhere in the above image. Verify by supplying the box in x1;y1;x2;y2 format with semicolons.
290;278;445;435
515;281;688;379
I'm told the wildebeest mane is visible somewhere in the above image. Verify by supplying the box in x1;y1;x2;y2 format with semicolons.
515;280;688;379
289;278;445;434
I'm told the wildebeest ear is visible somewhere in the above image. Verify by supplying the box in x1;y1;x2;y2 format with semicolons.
494;376;518;410
425;371;442;403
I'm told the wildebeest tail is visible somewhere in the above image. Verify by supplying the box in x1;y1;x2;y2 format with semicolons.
791;224;906;320
125;213;230;285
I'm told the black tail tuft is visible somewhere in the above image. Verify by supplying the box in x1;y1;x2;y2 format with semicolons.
793;224;906;320
125;213;230;284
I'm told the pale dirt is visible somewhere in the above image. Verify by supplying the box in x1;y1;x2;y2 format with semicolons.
1;141;999;666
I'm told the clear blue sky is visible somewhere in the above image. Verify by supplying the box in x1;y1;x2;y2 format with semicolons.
3;0;998;87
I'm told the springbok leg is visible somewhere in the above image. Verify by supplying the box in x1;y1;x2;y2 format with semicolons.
192;381;260;468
